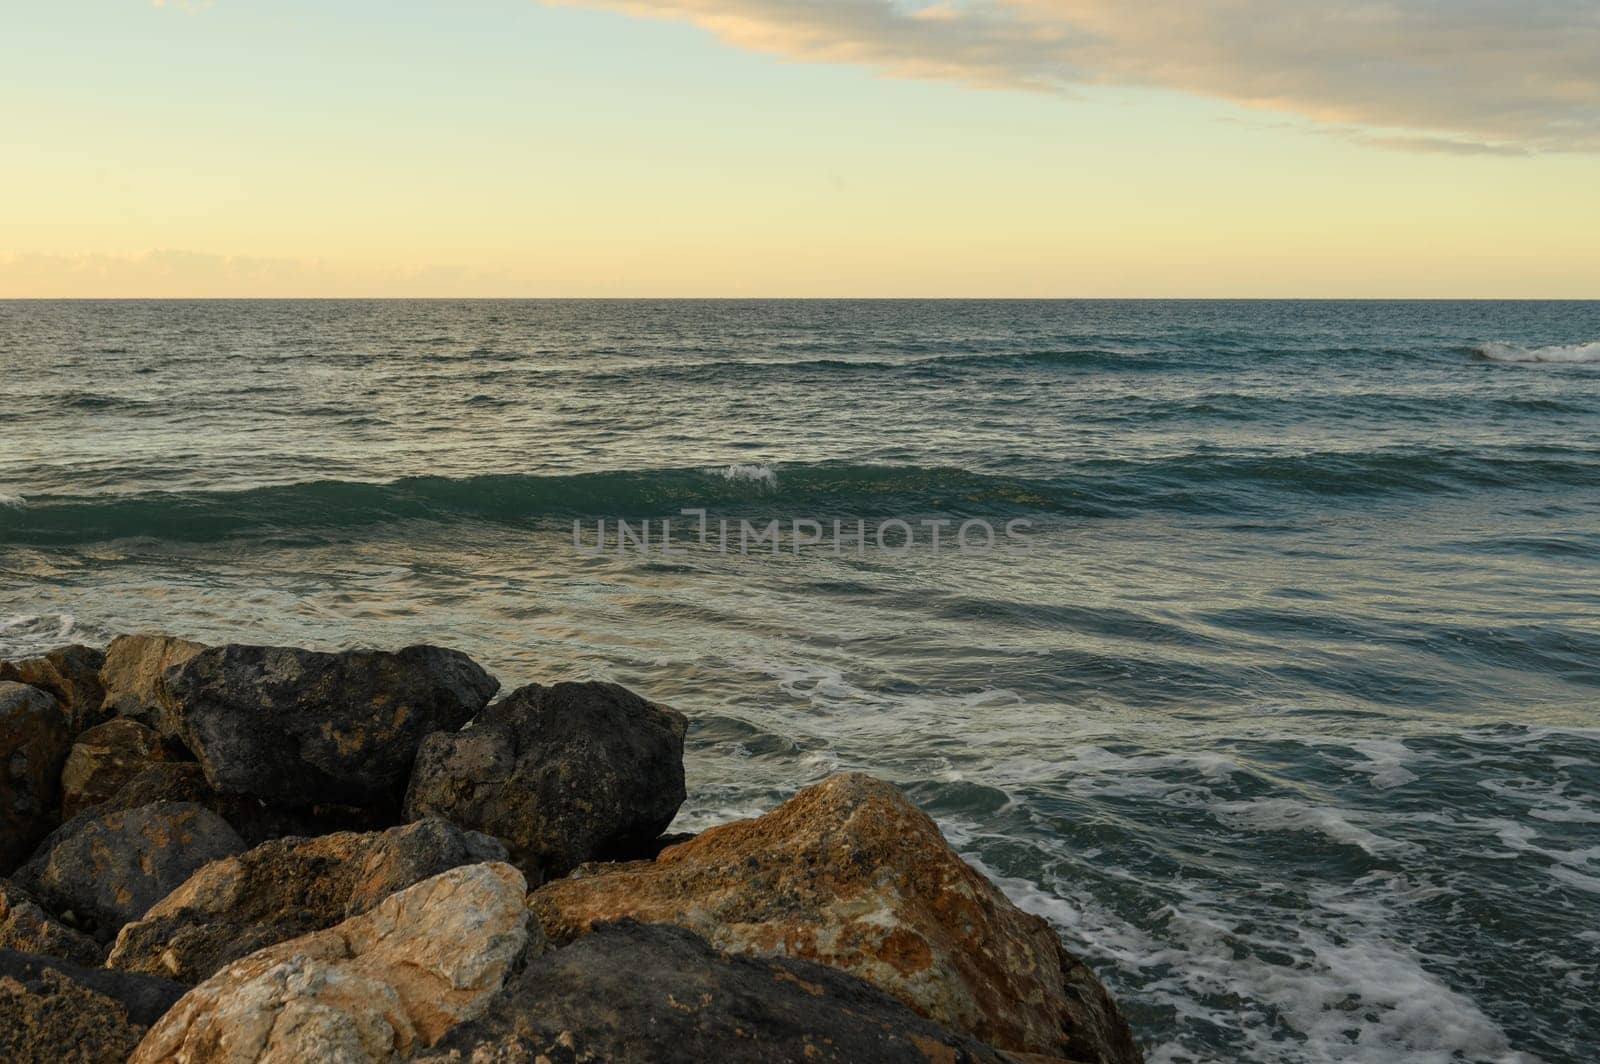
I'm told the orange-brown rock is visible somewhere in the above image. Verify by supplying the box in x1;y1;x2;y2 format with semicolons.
98;633;206;738
59;718;170;819
0;880;103;966
130;862;535;1064
107;818;508;982
0;644;108;736
0;949;186;1064
530;773;1142;1064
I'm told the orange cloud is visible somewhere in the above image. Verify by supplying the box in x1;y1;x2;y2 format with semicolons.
548;0;1600;152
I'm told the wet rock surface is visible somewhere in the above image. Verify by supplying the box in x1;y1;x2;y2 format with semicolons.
531;773;1141;1064
109;817;509;982
415;919;1029;1064
405;680;687;881
130;862;535;1064
15;801;245;942
0;683;71;874
166;643;498;808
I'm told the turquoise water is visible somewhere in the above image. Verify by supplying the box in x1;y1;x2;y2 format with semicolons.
2;299;1597;1062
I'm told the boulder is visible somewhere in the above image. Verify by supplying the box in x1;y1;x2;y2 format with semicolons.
129;862;535;1064
98;633;206;737
0;949;186;1064
165;643;498;808
0;682;71;874
0;879;103;966
531;773;1142;1064
109;818;509;982
59;718;170;819
0;947;185;1062
405;681;687;882
0;644;108;736
96;762;380;846
415;919;1026;1064
15;801;245;942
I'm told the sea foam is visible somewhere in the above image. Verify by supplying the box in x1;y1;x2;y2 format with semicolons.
1473;341;1600;364
705;464;779;488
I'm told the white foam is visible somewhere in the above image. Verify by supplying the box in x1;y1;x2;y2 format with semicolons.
957;851;1530;1064
1345;739;1421;790
705;463;778;487
0;491;26;509
1211;797;1413;856
0;613;86;657
1474;341;1600;364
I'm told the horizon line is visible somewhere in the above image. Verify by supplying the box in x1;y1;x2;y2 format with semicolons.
3;296;1597;303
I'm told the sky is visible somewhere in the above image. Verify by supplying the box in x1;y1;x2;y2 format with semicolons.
2;0;1597;297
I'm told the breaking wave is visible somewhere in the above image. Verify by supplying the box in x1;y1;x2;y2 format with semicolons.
1473;341;1600;364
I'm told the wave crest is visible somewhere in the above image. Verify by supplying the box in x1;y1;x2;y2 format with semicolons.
1473;341;1600;364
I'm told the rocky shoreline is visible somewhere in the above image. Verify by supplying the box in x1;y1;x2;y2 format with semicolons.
0;635;1144;1063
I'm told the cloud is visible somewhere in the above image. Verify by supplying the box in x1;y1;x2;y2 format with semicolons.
548;0;1600;152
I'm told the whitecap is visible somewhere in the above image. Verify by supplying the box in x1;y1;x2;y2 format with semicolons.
1345;739;1421;790
1473;341;1600;364
0;491;26;509
957;850;1529;1064
705;463;778;487
1210;796;1413;856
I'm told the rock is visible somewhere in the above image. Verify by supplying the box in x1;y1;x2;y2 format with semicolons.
102;761;216;810
405;681;687;881
109;818;509;983
415;919;1027;1064
99;633;206;736
0;879;103;966
15;802;245;942
95;761;392;847
0;682;71;874
531;773;1142;1064
0;644;108;736
166;643;498;809
129;862;534;1064
59;718;171;819
0;950;186;1064
0;947;186;1028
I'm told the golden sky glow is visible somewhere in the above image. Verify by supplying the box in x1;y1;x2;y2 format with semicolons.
2;1;1597;297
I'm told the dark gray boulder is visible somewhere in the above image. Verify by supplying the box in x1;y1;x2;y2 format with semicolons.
413;920;1022;1064
0;948;186;1064
404;681;687;882
0;644;108;737
97;761;388;846
107;817;508;982
14;801;244;942
164;643;498;808
0;682;71;874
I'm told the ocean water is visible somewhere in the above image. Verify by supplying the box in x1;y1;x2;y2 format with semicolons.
2;299;1598;1062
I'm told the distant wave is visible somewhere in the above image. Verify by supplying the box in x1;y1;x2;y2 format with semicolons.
1473;341;1600;364
3;450;1596;547
574;348;1176;384
705;464;779;487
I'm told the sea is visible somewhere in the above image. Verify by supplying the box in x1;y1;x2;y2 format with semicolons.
1;299;1597;1063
